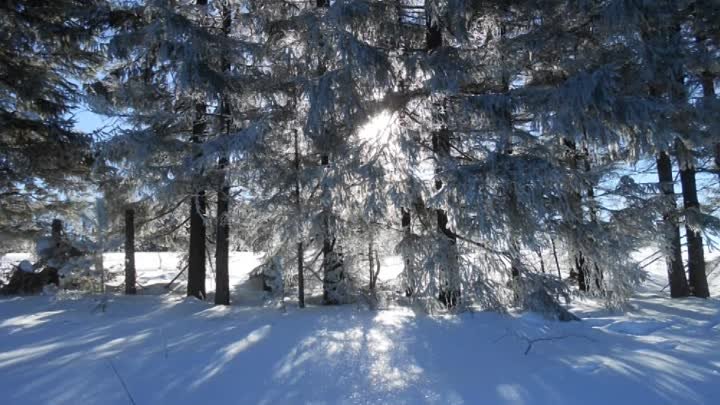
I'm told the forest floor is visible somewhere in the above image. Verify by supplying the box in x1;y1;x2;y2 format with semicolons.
1;251;719;405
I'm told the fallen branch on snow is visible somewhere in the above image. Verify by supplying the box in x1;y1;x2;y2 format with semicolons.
523;334;596;355
107;358;137;405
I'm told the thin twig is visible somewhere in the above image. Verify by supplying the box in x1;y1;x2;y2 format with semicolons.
524;334;596;355
107;359;137;405
165;264;188;289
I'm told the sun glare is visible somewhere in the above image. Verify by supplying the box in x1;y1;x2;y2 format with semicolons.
357;110;395;144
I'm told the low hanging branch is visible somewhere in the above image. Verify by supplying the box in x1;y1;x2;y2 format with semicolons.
135;197;186;228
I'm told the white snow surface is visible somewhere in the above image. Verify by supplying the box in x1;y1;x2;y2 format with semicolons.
1;250;719;405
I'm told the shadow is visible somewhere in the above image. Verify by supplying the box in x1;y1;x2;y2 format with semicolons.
1;290;719;405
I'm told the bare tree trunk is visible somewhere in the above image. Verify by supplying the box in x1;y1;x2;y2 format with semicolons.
187;101;207;300
51;219;63;248
656;151;689;297
401;207;415;297
551;238;561;279
675;139;709;298
668;34;709;298
537;250;545;274
294;130;305;308
215;176;230;305
214;2;232;306
368;239;375;292
297;242;304;307
124;208;136;295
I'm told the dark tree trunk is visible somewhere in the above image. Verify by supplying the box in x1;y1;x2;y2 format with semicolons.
322;231;344;305
563;139;591;292
401;207;415;297
425;5;442;51
668;51;709;298
582;144;604;291
320;153;342;305
699;50;718;181
575;251;588;292
124;208;136;295
188;191;206;299
551;238;562;279
316;0;344;305
537;250;545;274
716;143;720;182
368;240;375;292
187;102;207;300
500;39;524;295
675;140;709;298
294;130;305;308
426;3;459;308
51;219;63;246
434;128;459;308
656;151;689;298
297;242;305;308
214;2;232;306
215;175;230;305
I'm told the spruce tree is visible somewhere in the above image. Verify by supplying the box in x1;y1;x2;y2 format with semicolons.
0;0;106;240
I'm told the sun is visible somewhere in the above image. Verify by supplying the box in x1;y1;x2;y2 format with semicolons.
357;110;395;144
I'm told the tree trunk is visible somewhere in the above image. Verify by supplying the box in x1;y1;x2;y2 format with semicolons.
716;143;720;182
434;129;460;308
188;191;206;299
368;239;375;292
215;173;230;305
316;0;344;305
319;154;343;304
699;51;718;182
551;238;562;279
582;144;604;291
537;249;545;274
317;126;343;304
656;151;689;297
401;207;415;297
675;139;709;298
425;4;441;51
124;208;136;295
426;3;459;308
214;2;232;306
187;102;207;300
51;219;63;246
563;139;591;292
297;242;305;308
294;130;305;308
322;226;344;304
395;9;416;293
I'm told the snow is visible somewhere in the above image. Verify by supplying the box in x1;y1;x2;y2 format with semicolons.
1;251;719;405
18;260;33;273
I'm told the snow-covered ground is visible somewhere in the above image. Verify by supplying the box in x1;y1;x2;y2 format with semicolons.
1;251;719;405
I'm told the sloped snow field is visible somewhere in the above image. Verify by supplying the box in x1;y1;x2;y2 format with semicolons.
1;251;719;405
